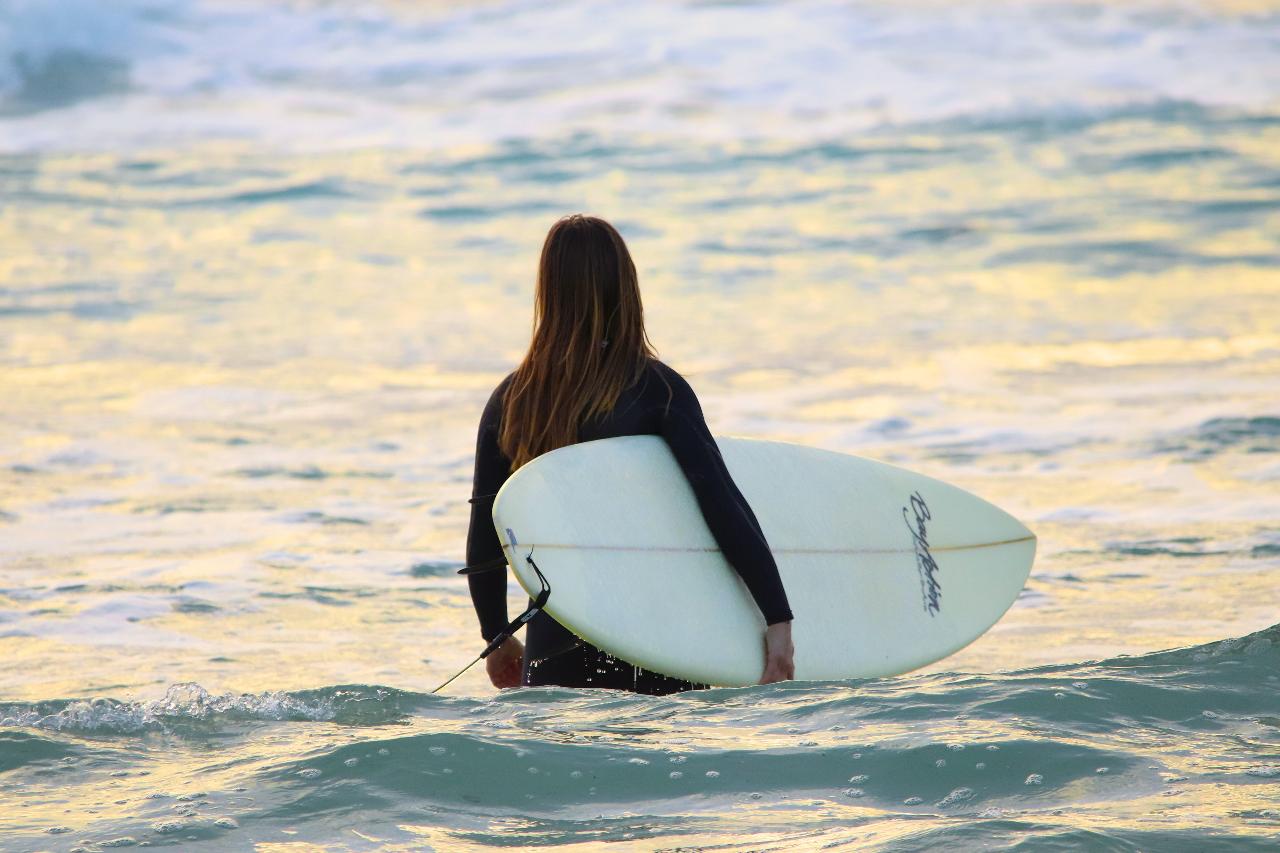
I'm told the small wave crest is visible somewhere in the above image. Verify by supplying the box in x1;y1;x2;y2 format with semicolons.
4;623;1276;737
0;682;417;734
1157;415;1280;459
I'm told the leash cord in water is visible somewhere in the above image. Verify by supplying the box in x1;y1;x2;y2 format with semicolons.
431;548;551;694
431;651;484;694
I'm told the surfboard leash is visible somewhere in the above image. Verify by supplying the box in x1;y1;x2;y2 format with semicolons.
431;548;551;694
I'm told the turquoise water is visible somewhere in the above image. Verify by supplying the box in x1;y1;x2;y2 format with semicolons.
2;0;1279;849
4;627;1280;849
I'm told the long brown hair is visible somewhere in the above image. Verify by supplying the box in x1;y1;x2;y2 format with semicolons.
500;215;656;469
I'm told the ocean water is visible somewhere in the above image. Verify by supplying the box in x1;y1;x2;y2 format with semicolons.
2;0;1279;849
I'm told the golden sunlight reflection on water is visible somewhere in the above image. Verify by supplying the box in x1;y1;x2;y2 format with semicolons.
2;127;1279;704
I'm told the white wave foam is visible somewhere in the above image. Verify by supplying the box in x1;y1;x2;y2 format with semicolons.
0;682;339;732
2;0;1278;151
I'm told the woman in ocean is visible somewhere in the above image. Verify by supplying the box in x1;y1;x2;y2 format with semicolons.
465;214;794;695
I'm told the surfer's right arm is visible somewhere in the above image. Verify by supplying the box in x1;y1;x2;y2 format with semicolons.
652;363;795;681
761;622;795;684
466;378;523;687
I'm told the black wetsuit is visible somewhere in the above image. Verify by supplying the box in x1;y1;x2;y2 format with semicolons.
466;358;792;695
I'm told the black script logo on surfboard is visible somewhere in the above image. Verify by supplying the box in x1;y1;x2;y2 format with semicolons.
903;491;941;616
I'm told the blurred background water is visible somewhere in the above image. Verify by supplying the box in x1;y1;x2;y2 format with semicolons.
1;0;1278;849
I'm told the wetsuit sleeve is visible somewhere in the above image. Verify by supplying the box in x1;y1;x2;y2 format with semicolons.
465;381;513;642
656;368;794;625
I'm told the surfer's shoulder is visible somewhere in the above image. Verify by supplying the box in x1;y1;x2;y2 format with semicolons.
492;369;517;398
646;357;684;384
645;358;696;391
644;358;698;407
480;370;516;424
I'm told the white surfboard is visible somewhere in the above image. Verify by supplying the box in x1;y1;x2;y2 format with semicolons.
492;436;1035;687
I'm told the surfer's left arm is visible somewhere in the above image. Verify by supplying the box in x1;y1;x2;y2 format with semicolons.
466;379;516;649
